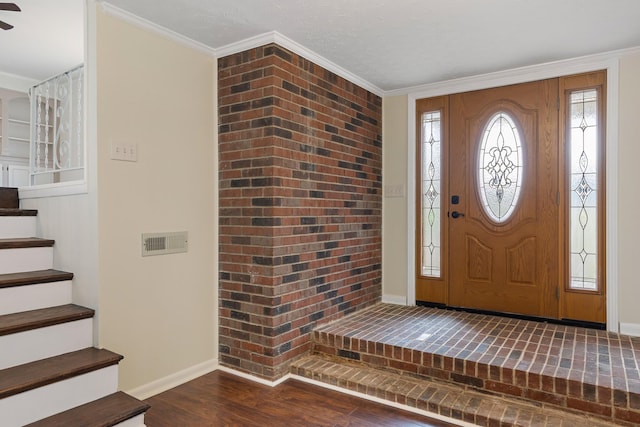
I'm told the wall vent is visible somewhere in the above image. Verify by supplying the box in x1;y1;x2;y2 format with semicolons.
141;231;188;256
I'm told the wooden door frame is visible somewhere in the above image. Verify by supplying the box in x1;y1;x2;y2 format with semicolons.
404;55;620;333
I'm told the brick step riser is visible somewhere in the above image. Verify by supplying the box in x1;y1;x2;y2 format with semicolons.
0;365;119;427
0;319;93;370
312;336;640;425
0;280;72;316
0;217;37;239
0;247;53;275
293;355;624;427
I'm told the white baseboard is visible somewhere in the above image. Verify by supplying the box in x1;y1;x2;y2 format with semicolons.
381;294;407;305
619;322;640;337
217;365;291;387
126;358;218;400
291;374;474;427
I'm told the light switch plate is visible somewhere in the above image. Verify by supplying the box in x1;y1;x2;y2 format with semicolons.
110;142;137;162
384;184;405;198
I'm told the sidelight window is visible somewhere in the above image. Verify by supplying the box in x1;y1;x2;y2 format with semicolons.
420;111;442;277
568;89;599;291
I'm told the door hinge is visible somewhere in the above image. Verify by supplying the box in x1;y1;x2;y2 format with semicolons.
556;287;560;301
557;97;560;111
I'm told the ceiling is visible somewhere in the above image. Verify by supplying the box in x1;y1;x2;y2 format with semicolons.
0;0;83;82
3;0;640;91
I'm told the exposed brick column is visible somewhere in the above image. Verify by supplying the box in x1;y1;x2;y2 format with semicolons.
218;44;382;380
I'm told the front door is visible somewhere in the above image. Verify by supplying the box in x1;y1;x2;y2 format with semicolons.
447;79;559;318
416;73;607;323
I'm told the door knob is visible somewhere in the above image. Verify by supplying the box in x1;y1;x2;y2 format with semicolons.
451;211;465;219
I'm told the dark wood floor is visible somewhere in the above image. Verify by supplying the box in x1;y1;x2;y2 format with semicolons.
144;370;457;426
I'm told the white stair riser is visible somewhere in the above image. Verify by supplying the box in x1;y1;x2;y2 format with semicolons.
0;247;53;274
0;217;37;239
0;319;93;370
113;414;147;427
0;280;72;316
0;365;118;427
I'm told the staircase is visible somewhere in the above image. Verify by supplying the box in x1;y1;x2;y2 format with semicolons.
0;188;149;426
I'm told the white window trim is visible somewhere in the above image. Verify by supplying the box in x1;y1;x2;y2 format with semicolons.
405;48;632;333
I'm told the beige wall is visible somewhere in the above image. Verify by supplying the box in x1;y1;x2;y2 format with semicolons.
382;50;640;328
617;52;640;326
382;96;409;301
96;9;217;391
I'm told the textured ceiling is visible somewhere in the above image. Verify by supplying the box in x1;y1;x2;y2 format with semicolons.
2;1;640;91
102;0;640;91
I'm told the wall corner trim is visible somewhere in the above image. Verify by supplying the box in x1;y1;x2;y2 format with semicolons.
99;1;217;57
620;323;640;338
215;30;384;97
217;365;292;388
382;294;408;306
125;358;218;400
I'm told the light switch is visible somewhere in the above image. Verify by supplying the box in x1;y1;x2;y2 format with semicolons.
384;184;405;198
110;142;137;162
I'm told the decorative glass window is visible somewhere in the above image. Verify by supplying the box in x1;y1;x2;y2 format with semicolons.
569;89;598;291
478;112;523;223
421;111;441;277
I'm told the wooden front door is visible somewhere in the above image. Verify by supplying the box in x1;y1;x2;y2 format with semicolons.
447;79;559;318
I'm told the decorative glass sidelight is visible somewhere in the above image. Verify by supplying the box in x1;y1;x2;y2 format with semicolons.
569;89;598;291
478;112;523;223
30;65;84;185
421;111;442;277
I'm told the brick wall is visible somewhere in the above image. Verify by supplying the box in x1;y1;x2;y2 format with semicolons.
218;43;382;380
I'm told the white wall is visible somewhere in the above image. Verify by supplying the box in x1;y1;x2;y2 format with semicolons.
382;48;640;331
95;7;217;392
20;0;100;342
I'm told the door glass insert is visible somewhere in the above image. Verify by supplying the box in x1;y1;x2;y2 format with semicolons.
569;89;598;291
478;112;523;223
421;111;442;277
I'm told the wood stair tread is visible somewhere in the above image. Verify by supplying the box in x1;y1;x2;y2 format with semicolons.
24;391;150;427
0;304;94;337
0;269;74;289
0;347;123;399
0;237;55;249
0;208;38;216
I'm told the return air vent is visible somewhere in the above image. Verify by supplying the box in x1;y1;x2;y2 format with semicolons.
141;231;188;256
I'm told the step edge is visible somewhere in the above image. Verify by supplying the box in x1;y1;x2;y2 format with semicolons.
0;348;124;399
313;331;626;395
23;391;150;427
0;304;95;337
0;269;74;289
0;209;38;217
292;354;621;427
0;238;55;249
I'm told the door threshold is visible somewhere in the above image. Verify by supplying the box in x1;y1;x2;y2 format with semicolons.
415;300;606;330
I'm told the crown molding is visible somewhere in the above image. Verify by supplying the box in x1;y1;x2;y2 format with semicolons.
96;4;383;96
387;45;640;98
216;31;384;97
98;1;217;57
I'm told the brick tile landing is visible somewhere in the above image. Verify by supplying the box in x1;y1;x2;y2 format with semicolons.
310;304;640;426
